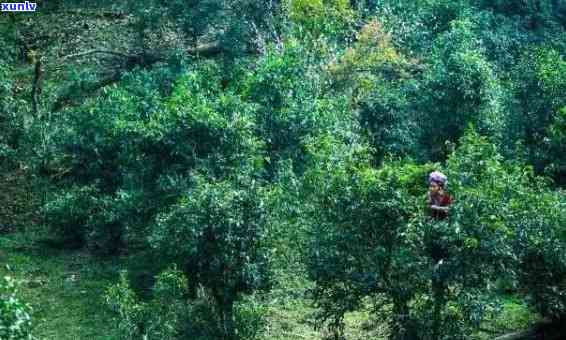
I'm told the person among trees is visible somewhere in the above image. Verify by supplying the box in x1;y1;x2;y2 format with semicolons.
428;171;453;220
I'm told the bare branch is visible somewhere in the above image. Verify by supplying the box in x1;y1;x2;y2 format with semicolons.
187;41;223;57
493;317;565;340
61;49;133;61
51;72;122;112
50;41;224;111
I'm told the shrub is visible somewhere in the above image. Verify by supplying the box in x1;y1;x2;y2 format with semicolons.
149;175;272;339
418;18;506;161
242;40;352;176
287;0;355;39
508;48;566;184
545;107;566;185
302;133;424;338
0;276;34;340
507;183;566;319
329;19;418;163
41;64;264;253
107;268;267;340
305;128;566;339
41;185;99;248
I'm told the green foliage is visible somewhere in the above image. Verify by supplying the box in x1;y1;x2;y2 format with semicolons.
305;128;566;339
0;17;19;63
302;133;426;338
333;20;418;162
508;48;566;184
41;185;99;247
42;184;132;251
129;0;283;57
107;268;267;340
545;107;566;184
42;64;263;252
414;130;520;337
503;177;566;318
514;196;566;319
233;295;268;340
418;18;506;161
106;272;149;339
3;1;566;338
488;296;539;333
0;62;23;170
149;176;271;339
243;40;352;175
369;0;469;54
287;0;356;40
475;0;562;29
0;276;34;340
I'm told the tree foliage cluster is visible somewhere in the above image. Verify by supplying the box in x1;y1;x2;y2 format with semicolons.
0;276;34;340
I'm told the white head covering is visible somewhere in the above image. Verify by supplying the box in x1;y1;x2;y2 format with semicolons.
429;171;447;187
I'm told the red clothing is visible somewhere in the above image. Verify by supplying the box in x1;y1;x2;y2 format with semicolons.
428;191;453;220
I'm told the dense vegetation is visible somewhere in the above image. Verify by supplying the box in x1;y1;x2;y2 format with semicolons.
1;0;565;339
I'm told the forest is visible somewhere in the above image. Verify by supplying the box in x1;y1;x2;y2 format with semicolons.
1;0;565;339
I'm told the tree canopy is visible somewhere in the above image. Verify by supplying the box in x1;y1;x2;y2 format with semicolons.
0;0;565;339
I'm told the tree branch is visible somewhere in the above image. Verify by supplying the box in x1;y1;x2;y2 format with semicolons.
60;49;134;61
51;72;123;112
59;41;222;64
50;41;224;111
493;317;566;340
186;41;223;57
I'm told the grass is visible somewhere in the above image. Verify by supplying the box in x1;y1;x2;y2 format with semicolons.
476;295;540;339
262;269;388;340
1;226;381;340
0;229;122;339
1;226;541;340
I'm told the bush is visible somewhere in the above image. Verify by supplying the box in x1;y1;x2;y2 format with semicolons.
545;107;566;185
302;133;425;339
329;19;418;163
41;185;99;248
0;276;34;340
242;40;352;176
287;0;355;39
507;48;566;184
109;269;197;340
418;18;506;161
41;64;264;253
107;268;267;340
507;185;566;319
149;175;272;339
305;128;566;339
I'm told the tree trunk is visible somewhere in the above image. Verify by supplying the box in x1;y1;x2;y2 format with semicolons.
214;290;236;340
31;57;43;116
392;298;415;340
221;299;235;340
431;279;445;340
